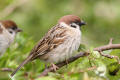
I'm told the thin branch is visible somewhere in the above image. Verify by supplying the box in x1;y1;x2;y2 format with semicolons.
0;0;28;19
38;39;120;77
109;38;113;45
0;68;13;72
94;38;120;51
93;44;120;51
98;51;120;64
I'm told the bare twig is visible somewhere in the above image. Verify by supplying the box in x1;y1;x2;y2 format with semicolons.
38;39;120;77
95;39;120;63
94;38;120;51
93;44;120;51
0;0;28;19
109;38;113;45
98;51;120;64
0;68;13;72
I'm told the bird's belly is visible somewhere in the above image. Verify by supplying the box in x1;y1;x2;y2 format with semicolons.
46;36;81;63
0;35;10;56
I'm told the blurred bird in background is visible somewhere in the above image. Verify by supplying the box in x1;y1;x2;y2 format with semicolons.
0;20;22;57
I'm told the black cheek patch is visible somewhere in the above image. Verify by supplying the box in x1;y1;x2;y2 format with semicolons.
11;26;17;30
71;24;77;28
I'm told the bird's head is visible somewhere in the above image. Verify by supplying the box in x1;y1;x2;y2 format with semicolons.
58;15;86;29
0;20;22;37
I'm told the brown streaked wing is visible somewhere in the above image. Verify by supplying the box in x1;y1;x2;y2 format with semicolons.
30;25;68;60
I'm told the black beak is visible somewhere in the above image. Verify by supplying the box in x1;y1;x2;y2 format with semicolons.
17;28;22;32
79;20;86;26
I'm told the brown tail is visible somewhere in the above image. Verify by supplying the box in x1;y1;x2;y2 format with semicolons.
11;54;33;77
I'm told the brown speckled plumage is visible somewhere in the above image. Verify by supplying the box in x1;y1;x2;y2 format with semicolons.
29;24;67;60
11;15;85;77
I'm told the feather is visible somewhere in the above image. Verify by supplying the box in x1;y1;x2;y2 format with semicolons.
11;24;68;76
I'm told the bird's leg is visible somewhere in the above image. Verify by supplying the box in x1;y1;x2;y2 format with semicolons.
51;63;59;71
65;58;68;68
45;63;48;69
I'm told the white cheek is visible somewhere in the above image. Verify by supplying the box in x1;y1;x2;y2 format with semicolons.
60;22;70;27
60;22;80;30
10;32;16;42
5;30;16;43
71;23;80;30
11;32;16;38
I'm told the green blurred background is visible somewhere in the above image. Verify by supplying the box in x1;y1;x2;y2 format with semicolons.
1;0;120;46
0;0;120;80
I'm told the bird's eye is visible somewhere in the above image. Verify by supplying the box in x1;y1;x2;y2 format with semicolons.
9;31;13;34
11;27;16;30
70;24;76;28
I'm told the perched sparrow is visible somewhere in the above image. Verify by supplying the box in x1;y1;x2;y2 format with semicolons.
0;20;22;57
11;15;86;76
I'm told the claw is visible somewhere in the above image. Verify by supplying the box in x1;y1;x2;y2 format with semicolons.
51;63;59;71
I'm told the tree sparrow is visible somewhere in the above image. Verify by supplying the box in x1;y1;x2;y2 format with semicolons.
0;20;22;57
11;15;86;76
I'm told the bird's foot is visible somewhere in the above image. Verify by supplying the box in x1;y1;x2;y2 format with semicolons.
51;63;59;71
45;64;48;69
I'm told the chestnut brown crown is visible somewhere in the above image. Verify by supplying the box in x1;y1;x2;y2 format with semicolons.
58;15;86;27
0;20;22;32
